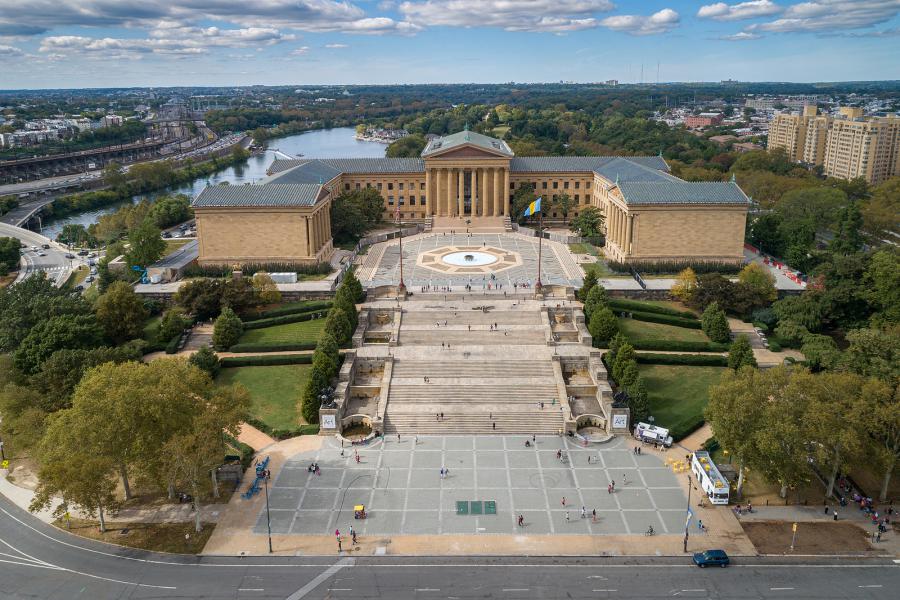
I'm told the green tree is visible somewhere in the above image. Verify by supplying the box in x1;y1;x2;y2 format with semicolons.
125;221;165;270
588;306;618;346
95;281;149;344
863;250;899;326
618;360;639;389
341;268;365;303
582;284;608;321
511;183;537;224
330;192;369;243
569;206;603;237
385;134;427;158
175;279;224;320
625;377;650;424
55;224;96;248
220;278;258;315
670;267;698;303
772;293;825;332
776;186;847;232
0;383;48;454
701;302;731;344
829;202;864;255
553;193;573;223
189;346;221;378
578;269;598;302
841;327;900;384
800;333;841;372
691;274;735;311
102;161;127;189
0;275;93;352
251;272;281;304
146;195;192;229
157;307;189;343
862;177;900;239
324;307;353;346
14;314;103;375
608;332;628;362
612;342;636;383
727;335;757;370
865;380;900;501
213;307;243;350
0;236;19;275
300;366;331;424
737;263;777;307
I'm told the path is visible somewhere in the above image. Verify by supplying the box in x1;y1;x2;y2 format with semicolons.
237;422;276;451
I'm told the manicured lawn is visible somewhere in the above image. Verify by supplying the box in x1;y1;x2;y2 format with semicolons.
217;364;312;429
568;242;597;255
638;364;727;440
238;318;326;344
164;238;193;254
142;315;162;343
617;318;709;343
583;260;631;279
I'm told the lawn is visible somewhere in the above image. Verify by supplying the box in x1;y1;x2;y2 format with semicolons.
55;518;214;554
164;238;193;254
583;260;631;279
217;364;312;430
142;315;162;343
637;364;727;440
238;318;326;344
617;318;709;343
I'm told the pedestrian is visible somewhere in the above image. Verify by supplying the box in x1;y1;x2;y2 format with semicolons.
611;480;615;492
414;434;418;445
698;519;704;532
532;434;536;443
355;454;360;464
565;512;570;523
398;433;401;442
834;511;839;521
592;509;597;523
518;514;524;527
441;412;444;420
623;473;628;485
561;496;566;507
607;483;612;494
638;447;641;455
581;506;586;519
440;467;444;479
825;505;830;515
335;528;341;539
337;536;342;553
436;413;440;421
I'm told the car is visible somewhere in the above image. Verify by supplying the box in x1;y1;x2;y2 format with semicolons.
88;252;96;258
65;253;75;259
162;231;171;238
31;246;38;252
41;244;49;249
693;550;729;568
37;251;46;257
77;250;89;256
85;275;95;283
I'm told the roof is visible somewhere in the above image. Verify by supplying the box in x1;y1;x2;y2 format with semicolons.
263;160;342;185
266;158;424;183
193;184;322;208
617;181;750;206
421;129;514;158
510;156;671;182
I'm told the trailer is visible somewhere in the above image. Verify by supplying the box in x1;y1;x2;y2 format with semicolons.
692;451;730;505
633;422;673;448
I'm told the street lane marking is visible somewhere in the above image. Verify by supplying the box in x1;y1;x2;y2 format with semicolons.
593;590;618;593
238;589;264;592
414;589;440;591
770;588;794;591
502;589;529;592
285;558;354;600
859;585;883;588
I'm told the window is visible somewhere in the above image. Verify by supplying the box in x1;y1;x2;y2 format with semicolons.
410;195;416;205
553;181;559;189
388;196;394;205
388;183;394;190
399;196;405;205
563;181;569;189
377;183;383;191
542;181;548;189
420;182;425;190
344;183;350;191
575;194;580;202
355;183;360;190
399;183;405;190
575;181;580;189
366;183;371;189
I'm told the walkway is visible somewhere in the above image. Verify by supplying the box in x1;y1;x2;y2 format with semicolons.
237;422;276;451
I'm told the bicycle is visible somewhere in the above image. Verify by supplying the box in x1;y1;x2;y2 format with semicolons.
645;525;655;536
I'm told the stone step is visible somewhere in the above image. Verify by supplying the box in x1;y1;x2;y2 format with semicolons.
399;331;546;345
383;411;564;435
401;311;542;325
391;361;555;378
388;387;560;404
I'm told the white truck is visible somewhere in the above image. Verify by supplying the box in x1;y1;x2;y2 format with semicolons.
692;451;730;505
633;422;673;448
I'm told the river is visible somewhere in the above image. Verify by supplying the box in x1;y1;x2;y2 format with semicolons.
41;127;387;240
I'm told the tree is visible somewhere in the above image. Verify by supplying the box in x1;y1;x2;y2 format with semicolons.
737;263;777;308
14;314;104;375
300;365;331;424
251;272;281;304
125;221;165;270
582;284;608;321
511;183;537;224
175;279;224;320
670;268;697;303
589;306;618;346
863;250;899;326
146;195;192;229
608;332;628;362
865;381;900;501
312;332;340;380
55;224;96;248
95;281;149;344
0;383;48;454
330;192;369;243
618;360;639;389
625;377;650;424
157;307;189;343
189;346;221;378
841;327;899;384
701;302;731;344
553;193;573;223
578;269;598;302
772;293;825;332
213;307;243;350
800;333;841;372
0;274;94;352
0;236;19;275
334;281;360;331
324;307;353;346
776;186;846;232
829;202;864;255
102;161;127;189
220;278;258;315
612;342;636;384
691;274;735;311
727;335;757;370
385;134;427;158
341;268;365;303
569;206;603;238
862;177;900;239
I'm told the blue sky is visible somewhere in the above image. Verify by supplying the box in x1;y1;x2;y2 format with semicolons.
0;1;898;89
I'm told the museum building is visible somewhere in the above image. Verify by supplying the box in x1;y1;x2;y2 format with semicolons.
192;129;750;267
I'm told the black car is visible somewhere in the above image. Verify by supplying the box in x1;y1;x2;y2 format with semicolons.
77;250;89;256
693;550;730;568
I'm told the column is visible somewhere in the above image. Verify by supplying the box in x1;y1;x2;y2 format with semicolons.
425;169;433;217
503;168;510;216
625;214;634;256
448;168;456;216
470;169;477;217
457;169;464;217
493;169;501;217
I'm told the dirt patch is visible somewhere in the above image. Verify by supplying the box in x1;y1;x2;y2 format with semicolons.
54;518;214;554
742;521;875;555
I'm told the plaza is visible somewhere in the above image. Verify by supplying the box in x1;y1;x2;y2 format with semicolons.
255;435;687;538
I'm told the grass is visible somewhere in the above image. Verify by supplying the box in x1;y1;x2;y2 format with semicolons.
164;238;193;254
492;125;511;136
568;242;597;255
217;364;312;429
54;518;214;554
583;261;631;279
637;364;726;440
142;315;162;343
0;272;17;289
238;318;326;344
297;272;331;281
617;317;709;343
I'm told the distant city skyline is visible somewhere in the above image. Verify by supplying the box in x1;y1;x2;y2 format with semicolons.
0;1;898;89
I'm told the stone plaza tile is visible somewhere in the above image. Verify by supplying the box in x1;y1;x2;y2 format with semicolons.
443;437;474;450
474;436;506;450
402;510;442;534
600;451;638;469
380;451;412;468
409;469;442;488
412;451;445;469
614;487;655;511
374;468;408;489
582;490;622;511
640;468;681;488
477;512;514;534
273;468;310;488
537;451;570;468
443;450;474;469
364;510;405;535
517;510;553;534
508;468;544;489
573;468;612;488
343;469;377;488
306;469;344;488
588;511;629;535
370;488;407;510
622;510;665;535
658;510;688;534
511;488;549;511
505;450;540;469
441;512;479;534
300;488;338;510
540;468;578;488
404;489;442;510
554;513;592;534
255;509;296;535
474;451;507;468
440;488;476;511
442;469;475;489
266;488;303;510
475;468;510;488
651;488;689;510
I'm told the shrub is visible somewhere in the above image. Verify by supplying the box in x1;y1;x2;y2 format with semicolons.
727;335;757;370
625;311;701;329
768;340;782;352
611;260;743;275
244;417;320;440
224;434;255;470
578;269;598;301
583;284;609;321
701;302;731;343
672;415;708;441
629;339;729;352
251;272;281;304
157;307;188;343
588;306;618;345
242;310;325;330
181;261;332;278
213;307;243;350
227;341;319;353
189;346;221;377
324;307;353;346
634;353;728;367
244;301;332;321
219;354;313;367
607;299;695;319
164;334;181;355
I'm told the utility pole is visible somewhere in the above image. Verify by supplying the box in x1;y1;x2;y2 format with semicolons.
264;472;273;553
683;474;692;553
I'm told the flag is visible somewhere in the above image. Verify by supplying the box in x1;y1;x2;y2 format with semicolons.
685;507;694;528
523;197;541;217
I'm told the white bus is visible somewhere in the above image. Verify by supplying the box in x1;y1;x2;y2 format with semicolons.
691;451;730;505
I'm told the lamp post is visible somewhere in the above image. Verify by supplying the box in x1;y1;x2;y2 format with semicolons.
263;471;273;553
684;474;692;553
395;205;406;296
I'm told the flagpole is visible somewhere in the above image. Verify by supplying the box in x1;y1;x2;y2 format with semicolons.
396;205;406;296
535;209;543;292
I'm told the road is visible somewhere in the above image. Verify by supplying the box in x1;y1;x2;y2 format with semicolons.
0;222;75;286
0;496;896;600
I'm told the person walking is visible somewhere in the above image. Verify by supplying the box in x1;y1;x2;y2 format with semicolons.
565;512;570;523
561;496;567;507
581;506;586;519
592;509;597;523
440;467;445;480
337;536;342;553
492;422;496;430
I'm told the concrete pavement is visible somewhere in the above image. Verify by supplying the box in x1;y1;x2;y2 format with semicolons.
0;221;74;286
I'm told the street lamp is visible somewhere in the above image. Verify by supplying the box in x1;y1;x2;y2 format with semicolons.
263;471;273;553
684;474;692;553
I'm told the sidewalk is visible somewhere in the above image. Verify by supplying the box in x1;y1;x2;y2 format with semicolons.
237;422;276;451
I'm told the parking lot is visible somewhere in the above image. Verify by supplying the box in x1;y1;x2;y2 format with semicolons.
255;435;687;537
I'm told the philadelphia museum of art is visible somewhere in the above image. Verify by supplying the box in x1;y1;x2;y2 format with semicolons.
192;129;750;267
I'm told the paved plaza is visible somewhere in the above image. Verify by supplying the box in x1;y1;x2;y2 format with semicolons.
365;233;583;288
255;435;687;537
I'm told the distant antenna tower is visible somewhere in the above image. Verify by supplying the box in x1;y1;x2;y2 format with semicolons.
656;61;660;85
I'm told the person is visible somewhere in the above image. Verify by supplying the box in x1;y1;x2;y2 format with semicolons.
592;509;597;523
565;512;570;523
352;530;358;545
440;467;445;479
440;412;444;420
355;454;360;464
556;449;562;460
834;511;839;521
646;525;654;536
397;433;401;442
518;514;524;527
532;434;536;443
581;506;586;519
747;502;753;513
492;422;496;430
698;519;704;532
561;496;566;506
337;536;342;553
525;440;531;448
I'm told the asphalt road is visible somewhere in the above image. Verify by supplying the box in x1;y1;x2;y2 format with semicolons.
0;495;897;600
0;222;73;286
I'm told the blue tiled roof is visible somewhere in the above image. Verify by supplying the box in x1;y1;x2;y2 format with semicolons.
320;158;424;173
422;130;513;157
510;156;671;181
193;184;322;208
617;181;750;206
264;160;343;185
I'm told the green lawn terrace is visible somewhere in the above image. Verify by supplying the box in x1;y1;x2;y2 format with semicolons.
217;364;312;431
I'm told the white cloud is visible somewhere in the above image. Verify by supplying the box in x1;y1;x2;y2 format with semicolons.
748;0;900;33
398;0;614;32
0;44;24;56
720;31;763;40
325;43;349;48
290;46;311;55
600;8;680;35
698;1;782;21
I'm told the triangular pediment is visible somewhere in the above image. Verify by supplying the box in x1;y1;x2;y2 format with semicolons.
421;129;515;158
427;144;511;159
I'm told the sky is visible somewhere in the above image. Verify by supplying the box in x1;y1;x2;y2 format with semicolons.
0;1;898;89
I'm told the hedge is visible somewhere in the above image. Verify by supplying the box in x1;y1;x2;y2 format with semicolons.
244;301;333;321
228;341;318;353
608;299;696;319
608;259;743;275
182;261;332;278
245;417;320;440
630;339;729;352
164;334;182;354
625;311;701;329
672;415;708;442
635;353;728;367
223;434;255;470
220;354;313;367
242;310;326;330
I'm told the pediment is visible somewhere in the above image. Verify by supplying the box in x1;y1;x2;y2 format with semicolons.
427;144;510;159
